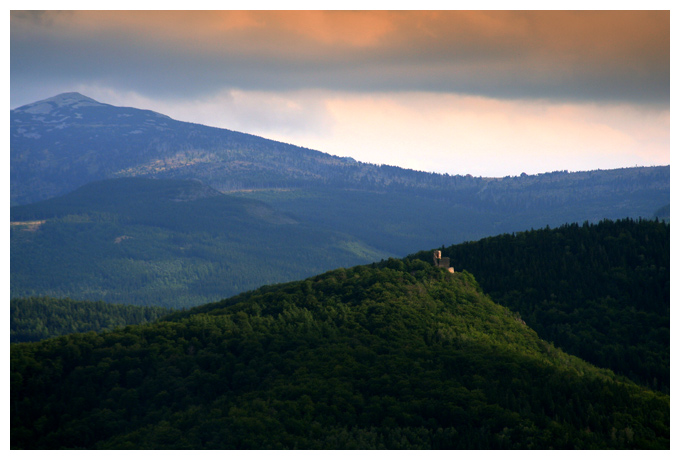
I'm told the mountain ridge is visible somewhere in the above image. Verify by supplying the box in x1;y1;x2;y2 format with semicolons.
11;92;359;205
12;92;670;208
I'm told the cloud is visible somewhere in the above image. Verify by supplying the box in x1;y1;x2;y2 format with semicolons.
261;91;670;177
11;11;669;106
74;84;336;139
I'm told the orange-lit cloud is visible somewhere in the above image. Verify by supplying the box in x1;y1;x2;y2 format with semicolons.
308;92;670;176
11;11;669;103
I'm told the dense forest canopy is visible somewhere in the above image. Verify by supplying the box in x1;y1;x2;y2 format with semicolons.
11;258;669;449
410;218;670;393
11;297;172;343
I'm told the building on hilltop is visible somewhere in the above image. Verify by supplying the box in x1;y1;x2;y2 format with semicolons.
433;250;454;273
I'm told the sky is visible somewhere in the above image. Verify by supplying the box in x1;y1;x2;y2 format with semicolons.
9;7;671;178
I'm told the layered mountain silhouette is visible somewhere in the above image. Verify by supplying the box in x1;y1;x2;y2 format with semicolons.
10;93;670;306
12;92;670;239
10;94;670;449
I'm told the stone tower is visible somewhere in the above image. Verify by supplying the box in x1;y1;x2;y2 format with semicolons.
433;250;454;273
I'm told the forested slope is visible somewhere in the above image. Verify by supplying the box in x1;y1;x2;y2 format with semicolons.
11;259;669;449
11;177;388;308
11;297;172;343
411;219;670;392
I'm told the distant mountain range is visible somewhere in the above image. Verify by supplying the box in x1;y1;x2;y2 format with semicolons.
12;93;669;212
10;93;670;306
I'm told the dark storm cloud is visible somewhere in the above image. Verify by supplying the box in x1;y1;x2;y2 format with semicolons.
10;10;670;107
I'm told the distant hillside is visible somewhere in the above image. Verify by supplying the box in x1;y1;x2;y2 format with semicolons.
238;167;670;255
411;219;670;392
11;297;172;343
11;177;388;308
11;259;669;449
12;93;669;255
10;92;369;205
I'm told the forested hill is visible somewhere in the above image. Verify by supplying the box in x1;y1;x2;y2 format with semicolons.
410;218;670;393
11;177;388;308
11;297;172;343
11;259;669;449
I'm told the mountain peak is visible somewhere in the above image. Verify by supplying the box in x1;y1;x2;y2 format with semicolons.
43;92;101;106
14;92;104;114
